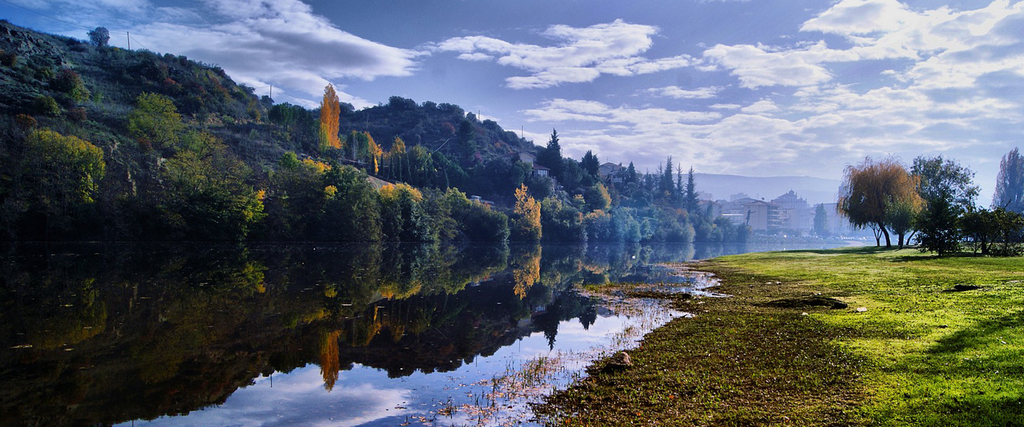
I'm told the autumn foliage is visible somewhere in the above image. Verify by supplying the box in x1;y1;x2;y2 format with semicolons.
838;157;923;247
319;84;341;150
511;184;541;241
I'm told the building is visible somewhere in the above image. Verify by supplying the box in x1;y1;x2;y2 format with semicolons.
771;190;812;231
720;197;786;232
532;163;550;177
698;199;722;218
598;162;625;183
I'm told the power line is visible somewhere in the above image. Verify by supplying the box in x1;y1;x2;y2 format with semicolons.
1;0;148;50
0;0;94;31
128;33;147;51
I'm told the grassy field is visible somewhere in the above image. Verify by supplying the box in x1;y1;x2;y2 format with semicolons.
536;247;1024;426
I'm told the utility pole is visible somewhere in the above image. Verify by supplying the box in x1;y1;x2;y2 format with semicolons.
269;84;273;100
126;31;130;50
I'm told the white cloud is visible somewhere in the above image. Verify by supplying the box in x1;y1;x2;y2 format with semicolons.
647;86;722;99
19;0;421;108
740;99;779;114
437;20;695;88
709;103;742;110
702;41;857;88
523;99;721;125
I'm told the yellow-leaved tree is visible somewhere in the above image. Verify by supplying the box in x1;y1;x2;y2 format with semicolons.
511;184;541;241
318;84;341;150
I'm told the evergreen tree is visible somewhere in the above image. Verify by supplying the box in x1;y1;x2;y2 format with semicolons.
536;129;563;179
659;156;674;197
813;203;829;236
625;162;637;183
581;150;600;178
684;167;699;213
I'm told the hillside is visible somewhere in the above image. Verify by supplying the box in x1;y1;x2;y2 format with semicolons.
0;20;751;244
0;20;551;241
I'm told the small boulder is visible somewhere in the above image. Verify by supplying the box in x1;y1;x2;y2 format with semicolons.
590;351;633;374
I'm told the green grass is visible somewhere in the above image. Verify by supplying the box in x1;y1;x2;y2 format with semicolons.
537;247;1024;426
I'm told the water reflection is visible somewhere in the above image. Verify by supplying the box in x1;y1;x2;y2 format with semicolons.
0;241;801;426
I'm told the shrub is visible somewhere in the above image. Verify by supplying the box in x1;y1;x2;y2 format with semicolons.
34;95;61;116
51;67;90;102
15;114;36;131
68;107;87;122
0;49;16;67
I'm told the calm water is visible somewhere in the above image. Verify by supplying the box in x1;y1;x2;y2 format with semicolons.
0;241;840;426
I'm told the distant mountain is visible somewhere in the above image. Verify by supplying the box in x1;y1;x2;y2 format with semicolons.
693;173;841;205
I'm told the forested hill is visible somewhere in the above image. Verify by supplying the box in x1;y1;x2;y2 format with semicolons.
0;20;748;244
0;21;544;241
0;20;534;168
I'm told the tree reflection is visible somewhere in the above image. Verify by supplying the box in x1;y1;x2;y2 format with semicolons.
0;241;700;426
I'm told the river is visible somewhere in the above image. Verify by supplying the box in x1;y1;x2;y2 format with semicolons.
0;241;841;426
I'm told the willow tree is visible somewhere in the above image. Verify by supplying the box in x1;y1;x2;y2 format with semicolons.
838;157;922;247
318;84;341;150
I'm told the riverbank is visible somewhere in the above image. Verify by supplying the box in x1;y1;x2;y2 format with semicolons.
536;247;1024;426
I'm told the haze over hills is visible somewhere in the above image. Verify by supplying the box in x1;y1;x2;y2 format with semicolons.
693;174;841;206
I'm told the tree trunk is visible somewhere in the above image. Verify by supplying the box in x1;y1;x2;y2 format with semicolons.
879;222;892;248
897;233;905;249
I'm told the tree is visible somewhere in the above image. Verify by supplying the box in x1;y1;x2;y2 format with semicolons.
813;203;829;237
912;156;979;209
319;84;341;150
625;162;637;184
511;184;541;241
20;129;105;235
584;182;611;212
909;155;976;251
160;131;264;240
581;150;599;178
915;190;960;255
536;129;563;179
659;156;674;197
838;157;922;247
993;148;1023;213
684;167;699;214
379;183;428;241
88;27;109;47
885;198;921;248
127;93;183;151
961;207;997;255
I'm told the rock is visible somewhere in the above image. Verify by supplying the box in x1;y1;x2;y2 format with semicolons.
856;307;867;312
591;351;634;374
608;351;632;368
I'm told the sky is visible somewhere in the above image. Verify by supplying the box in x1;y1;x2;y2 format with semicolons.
3;0;1024;204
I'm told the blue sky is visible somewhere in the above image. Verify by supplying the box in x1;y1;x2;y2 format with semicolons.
3;0;1023;203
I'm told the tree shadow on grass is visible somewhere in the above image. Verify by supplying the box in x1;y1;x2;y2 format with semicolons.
928;310;1024;355
783;246;890;256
